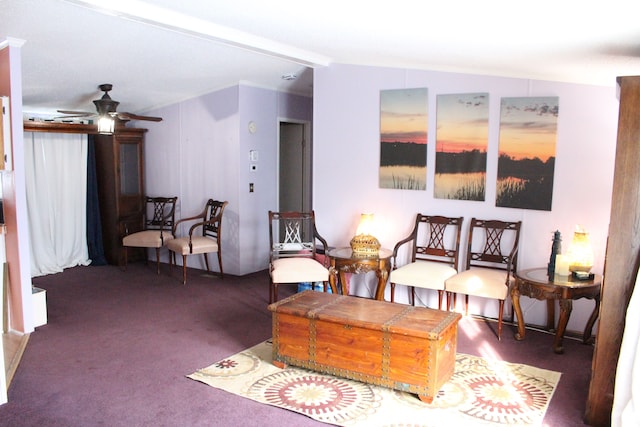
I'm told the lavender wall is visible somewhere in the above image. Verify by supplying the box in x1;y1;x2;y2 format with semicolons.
313;64;619;331
143;84;312;276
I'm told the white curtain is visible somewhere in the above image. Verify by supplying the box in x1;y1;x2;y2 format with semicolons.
24;132;91;277
612;268;640;426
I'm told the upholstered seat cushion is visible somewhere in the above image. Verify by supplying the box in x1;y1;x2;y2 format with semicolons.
123;230;174;248
444;267;514;300
271;257;329;284
389;260;456;291
167;236;218;255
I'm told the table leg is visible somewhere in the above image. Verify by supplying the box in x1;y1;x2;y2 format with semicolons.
511;286;526;340
338;271;349;296
374;263;390;301
554;299;573;354
328;267;338;295
546;299;556;331
583;296;600;344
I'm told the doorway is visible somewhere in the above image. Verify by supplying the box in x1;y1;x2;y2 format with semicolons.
278;120;311;213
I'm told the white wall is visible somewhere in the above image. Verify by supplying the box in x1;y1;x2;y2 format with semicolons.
313;64;619;331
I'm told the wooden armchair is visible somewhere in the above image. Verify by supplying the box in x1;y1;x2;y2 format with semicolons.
122;196;178;274
268;211;330;303
167;199;228;285
389;214;463;308
444;218;522;339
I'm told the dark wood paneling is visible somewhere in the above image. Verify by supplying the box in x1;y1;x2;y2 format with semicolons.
585;76;640;425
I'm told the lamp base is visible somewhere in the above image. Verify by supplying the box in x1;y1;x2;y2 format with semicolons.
572;271;595;281
350;234;381;255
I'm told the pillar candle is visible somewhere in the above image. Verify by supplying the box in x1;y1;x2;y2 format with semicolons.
556;254;570;276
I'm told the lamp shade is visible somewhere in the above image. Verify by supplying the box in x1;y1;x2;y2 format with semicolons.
350;213;380;254
567;227;594;272
97;115;115;134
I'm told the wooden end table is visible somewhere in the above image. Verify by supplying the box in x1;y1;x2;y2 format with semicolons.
512;267;602;354
327;247;392;300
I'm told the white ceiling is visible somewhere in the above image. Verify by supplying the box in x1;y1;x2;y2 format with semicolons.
3;0;640;119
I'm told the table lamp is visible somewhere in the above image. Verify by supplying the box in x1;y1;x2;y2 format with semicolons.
350;213;381;255
567;226;594;273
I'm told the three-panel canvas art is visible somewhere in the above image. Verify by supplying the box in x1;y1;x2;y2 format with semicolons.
379;88;558;211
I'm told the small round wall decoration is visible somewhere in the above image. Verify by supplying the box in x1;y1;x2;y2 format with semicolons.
248;121;257;134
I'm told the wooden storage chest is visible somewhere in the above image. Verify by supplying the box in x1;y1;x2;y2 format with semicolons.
268;290;461;403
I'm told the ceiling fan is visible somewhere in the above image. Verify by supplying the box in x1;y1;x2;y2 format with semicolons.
57;84;163;123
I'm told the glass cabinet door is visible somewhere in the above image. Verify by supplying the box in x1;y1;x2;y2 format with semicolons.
119;142;141;196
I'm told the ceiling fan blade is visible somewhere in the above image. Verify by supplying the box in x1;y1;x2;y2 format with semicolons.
117;112;163;122
57;109;95;117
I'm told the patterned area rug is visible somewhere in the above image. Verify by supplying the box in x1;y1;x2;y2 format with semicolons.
188;340;560;426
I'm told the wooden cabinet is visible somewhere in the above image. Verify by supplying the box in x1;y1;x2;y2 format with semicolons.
94;127;147;265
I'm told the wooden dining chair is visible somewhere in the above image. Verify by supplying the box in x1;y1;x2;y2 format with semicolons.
444;218;522;339
389;214;463;309
167;199;228;285
122;196;178;274
268;210;330;303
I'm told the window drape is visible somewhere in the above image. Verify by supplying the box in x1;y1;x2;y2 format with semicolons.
24;132;91;277
86;135;106;265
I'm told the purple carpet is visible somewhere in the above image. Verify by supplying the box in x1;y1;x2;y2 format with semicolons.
0;263;593;426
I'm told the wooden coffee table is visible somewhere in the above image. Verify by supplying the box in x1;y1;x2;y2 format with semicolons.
268;290;461;403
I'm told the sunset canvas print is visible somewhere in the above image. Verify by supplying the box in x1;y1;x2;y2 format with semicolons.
497;97;558;211
379;88;428;190
434;93;489;200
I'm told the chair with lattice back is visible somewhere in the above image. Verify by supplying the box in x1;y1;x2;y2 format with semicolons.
389;214;463;309
122;196;178;274
167;199;228;285
268;211;330;303
444;218;522;339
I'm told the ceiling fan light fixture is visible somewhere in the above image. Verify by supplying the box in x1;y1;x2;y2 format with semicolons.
97;115;115;134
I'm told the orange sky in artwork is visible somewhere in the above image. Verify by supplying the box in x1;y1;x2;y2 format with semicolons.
380;88;428;144
498;97;559;161
435;93;489;153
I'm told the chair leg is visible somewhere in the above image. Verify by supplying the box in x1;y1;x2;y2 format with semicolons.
498;299;505;340
273;283;278;303
181;255;187;285
464;295;469;316
410;287;416;306
390;282;396;302
155;248;161;275
268;278;274;304
203;253;211;273
217;251;224;279
445;291;452;311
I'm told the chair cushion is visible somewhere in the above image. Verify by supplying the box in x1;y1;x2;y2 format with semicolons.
444;267;513;300
389;260;456;291
271;257;329;284
123;230;174;248
167;236;218;255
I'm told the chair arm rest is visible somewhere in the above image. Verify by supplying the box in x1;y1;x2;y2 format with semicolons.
313;227;330;267
172;212;205;234
391;232;417;269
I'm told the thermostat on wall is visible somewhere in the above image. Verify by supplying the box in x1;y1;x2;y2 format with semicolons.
248;121;257;133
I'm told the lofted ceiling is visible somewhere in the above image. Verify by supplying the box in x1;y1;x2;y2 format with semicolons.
2;0;640;119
